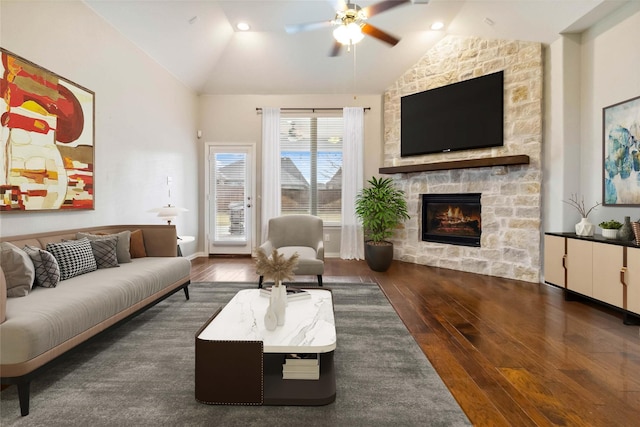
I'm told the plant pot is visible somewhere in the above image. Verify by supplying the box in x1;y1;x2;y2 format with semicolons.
601;228;618;239
364;241;394;272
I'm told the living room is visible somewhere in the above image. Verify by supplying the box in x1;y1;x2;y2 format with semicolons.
1;1;639;261
1;0;640;425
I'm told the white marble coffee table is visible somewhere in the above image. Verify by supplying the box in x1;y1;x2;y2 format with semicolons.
195;288;337;406
198;289;336;352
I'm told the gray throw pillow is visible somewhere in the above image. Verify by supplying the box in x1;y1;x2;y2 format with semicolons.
23;245;60;288
89;238;119;269
0;242;35;297
46;238;97;281
77;231;132;263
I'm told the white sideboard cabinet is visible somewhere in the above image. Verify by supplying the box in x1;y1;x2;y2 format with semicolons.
544;233;639;324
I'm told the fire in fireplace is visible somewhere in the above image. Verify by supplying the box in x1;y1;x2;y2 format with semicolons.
421;193;481;247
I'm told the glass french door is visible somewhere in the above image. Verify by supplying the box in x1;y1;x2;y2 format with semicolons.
206;143;254;255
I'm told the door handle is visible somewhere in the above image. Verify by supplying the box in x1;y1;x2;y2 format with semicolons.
620;267;627;287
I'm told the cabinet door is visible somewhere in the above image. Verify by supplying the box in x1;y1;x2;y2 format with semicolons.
544;235;566;287
627;246;640;315
592;243;624;308
566;239;592;297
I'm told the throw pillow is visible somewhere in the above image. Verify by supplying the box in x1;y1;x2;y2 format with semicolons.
89;237;119;269
0;242;35;297
77;230;132;263
0;265;6;323
23;246;60;288
46;238;97;281
129;229;147;258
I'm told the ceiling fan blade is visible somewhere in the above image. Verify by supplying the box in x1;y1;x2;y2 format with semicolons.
329;40;343;57
361;23;401;46
327;0;347;12
361;0;411;18
285;20;333;34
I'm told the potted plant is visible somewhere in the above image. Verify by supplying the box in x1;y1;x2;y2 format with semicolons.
599;220;622;239
355;176;410;272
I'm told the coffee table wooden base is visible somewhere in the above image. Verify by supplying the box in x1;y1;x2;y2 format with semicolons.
194;338;263;405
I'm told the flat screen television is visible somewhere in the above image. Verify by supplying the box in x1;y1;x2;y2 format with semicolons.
400;70;504;157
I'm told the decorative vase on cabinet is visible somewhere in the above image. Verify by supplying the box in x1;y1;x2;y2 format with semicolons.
619;216;634;241
575;217;595;237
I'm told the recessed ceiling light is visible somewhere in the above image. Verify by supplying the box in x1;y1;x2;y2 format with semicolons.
236;22;250;31
430;21;444;31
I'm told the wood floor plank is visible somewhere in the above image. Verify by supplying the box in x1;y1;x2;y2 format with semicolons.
192;256;640;426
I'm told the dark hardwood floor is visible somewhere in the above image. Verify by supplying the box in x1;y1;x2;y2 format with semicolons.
192;256;640;426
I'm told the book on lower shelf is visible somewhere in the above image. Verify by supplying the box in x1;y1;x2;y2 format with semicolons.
284;353;319;365
260;287;311;301
282;353;320;380
282;370;320;380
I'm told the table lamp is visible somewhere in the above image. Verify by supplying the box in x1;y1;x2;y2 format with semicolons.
150;204;188;225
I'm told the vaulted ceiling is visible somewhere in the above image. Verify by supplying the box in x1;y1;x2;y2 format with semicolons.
84;0;627;95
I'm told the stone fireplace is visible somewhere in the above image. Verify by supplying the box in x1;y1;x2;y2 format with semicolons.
382;35;543;283
422;193;481;247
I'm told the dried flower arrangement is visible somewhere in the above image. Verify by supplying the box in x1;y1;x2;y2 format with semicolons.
255;249;299;286
563;193;600;218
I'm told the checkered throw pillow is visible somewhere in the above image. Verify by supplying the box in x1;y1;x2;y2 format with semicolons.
23;245;60;288
46;238;97;281
89;237;120;269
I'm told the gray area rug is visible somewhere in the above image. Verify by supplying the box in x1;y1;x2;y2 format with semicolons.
1;282;470;426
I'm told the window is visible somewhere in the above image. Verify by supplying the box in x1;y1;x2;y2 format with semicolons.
279;115;342;224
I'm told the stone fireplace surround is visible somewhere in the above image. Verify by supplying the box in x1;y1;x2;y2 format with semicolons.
383;35;543;283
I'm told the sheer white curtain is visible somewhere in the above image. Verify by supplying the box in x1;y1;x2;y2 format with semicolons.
340;107;364;259
261;107;281;242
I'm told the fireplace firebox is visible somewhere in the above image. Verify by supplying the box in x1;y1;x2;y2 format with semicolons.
421;193;481;247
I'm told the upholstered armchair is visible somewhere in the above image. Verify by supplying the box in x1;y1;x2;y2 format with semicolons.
257;214;324;288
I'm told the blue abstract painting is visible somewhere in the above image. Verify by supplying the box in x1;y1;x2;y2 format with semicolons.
603;95;640;206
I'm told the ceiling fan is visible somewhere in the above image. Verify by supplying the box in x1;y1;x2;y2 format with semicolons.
285;0;412;56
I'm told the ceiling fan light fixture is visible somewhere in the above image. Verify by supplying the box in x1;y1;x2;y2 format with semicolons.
333;22;364;45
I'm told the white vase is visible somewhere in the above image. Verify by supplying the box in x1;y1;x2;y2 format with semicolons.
601;228;618;239
264;304;277;331
272;283;287;326
575;217;595;237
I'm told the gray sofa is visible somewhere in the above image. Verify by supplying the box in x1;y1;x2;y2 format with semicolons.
0;225;191;416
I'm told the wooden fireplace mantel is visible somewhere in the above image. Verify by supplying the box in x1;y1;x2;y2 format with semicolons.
379;155;530;174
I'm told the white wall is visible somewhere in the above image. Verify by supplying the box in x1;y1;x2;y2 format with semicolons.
544;2;640;235
543;35;583;234
0;1;200;255
198;94;383;254
580;1;640;225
